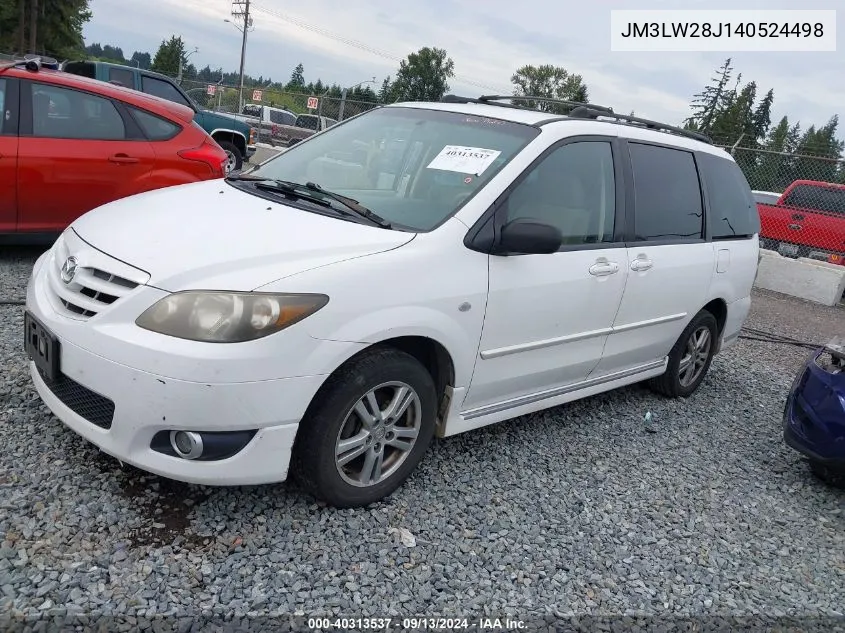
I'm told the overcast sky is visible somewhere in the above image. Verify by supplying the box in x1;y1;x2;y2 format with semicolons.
83;0;843;138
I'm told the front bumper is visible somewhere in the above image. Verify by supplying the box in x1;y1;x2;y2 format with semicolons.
23;240;354;486
783;347;845;467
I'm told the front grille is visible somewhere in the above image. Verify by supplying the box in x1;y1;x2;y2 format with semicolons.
46;254;139;319
38;368;115;429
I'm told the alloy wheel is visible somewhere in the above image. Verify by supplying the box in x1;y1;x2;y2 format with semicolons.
334;382;422;487
678;326;712;387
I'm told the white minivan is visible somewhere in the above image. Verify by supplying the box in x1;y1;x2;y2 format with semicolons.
25;96;760;507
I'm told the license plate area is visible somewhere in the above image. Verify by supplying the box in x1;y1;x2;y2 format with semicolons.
24;310;60;382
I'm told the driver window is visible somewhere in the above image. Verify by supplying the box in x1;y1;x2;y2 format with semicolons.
505;141;616;245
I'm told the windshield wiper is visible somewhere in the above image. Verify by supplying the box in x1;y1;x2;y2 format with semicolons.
226;176;392;228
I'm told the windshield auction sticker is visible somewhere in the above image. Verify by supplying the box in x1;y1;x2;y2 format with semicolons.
427;145;502;176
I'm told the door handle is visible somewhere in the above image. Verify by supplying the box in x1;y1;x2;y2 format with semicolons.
631;257;653;272
788;223;802;231
108;154;139;164
589;261;619;276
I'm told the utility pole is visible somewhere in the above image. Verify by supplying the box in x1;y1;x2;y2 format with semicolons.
232;0;251;115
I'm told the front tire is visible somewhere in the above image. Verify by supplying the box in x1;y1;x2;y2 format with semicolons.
648;310;718;398
217;141;243;174
291;348;438;508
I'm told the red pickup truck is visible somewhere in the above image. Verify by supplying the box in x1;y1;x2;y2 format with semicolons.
757;180;845;265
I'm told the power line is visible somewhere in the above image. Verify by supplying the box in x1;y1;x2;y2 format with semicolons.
249;2;511;93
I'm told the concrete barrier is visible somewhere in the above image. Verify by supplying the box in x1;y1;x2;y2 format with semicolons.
754;248;845;306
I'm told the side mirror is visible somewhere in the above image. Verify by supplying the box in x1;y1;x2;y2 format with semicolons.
495;218;562;255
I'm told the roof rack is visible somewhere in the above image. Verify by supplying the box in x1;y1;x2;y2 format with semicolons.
440;94;712;144
478;95;615;114
568;105;712;144
441;94;614;115
441;94;536;112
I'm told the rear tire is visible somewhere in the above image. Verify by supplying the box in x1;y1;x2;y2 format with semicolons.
291;348;438;508
648;310;718;398
217;141;243;174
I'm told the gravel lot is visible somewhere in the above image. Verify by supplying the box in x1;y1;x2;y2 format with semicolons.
1;246;844;627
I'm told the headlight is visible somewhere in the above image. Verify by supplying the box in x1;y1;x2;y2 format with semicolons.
135;291;329;343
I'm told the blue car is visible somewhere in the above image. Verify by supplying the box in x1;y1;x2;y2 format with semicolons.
783;337;845;486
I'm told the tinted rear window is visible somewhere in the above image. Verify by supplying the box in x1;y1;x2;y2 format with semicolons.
781;184;845;215
129;107;181;141
698;152;760;239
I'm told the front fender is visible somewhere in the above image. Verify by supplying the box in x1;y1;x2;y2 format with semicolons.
308;306;480;389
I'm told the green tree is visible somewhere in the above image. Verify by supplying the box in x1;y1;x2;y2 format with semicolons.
752;88;774;140
130;51;151;70
686;58;734;135
1;0;91;58
792;117;844;183
378;76;397;103
286;63;305;90
390;47;455;102
150;35;186;77
510;64;589;114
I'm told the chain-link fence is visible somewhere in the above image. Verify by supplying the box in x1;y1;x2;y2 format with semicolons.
712;141;845;265
179;79;380;146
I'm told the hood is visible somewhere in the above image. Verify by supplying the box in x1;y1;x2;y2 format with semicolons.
197;109;251;135
70;180;416;291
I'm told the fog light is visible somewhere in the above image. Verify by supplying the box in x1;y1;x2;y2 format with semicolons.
169;430;203;460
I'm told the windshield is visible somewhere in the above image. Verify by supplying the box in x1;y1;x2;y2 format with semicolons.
246;106;540;231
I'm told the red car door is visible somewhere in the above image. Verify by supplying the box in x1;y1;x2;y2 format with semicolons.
16;80;156;233
0;77;19;234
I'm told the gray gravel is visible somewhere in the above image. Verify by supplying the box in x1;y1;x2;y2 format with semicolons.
1;245;844;626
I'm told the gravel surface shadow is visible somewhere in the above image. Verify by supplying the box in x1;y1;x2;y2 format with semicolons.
1;246;844;621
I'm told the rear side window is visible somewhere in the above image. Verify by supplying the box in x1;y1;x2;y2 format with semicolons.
108;66;134;88
629;142;704;241
140;75;191;108
781;184;845;215
698;152;760;239
30;84;125;140
129;107;181;141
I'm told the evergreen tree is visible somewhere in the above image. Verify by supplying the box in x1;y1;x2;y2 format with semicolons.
686;58;734;134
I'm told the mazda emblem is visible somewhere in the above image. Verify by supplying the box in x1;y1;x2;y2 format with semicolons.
60;256;78;284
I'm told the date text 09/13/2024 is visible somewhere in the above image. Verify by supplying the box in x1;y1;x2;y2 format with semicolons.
306;617;526;630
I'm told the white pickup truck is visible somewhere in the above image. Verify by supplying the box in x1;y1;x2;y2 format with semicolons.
233;105;338;147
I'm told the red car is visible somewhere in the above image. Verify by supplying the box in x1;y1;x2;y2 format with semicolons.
758;180;845;264
0;60;228;242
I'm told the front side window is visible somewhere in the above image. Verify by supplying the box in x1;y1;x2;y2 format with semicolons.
698;152;760;239
629;142;704;241
31;84;125;140
140;75;191;108
504;141;617;245
246;107;540;231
